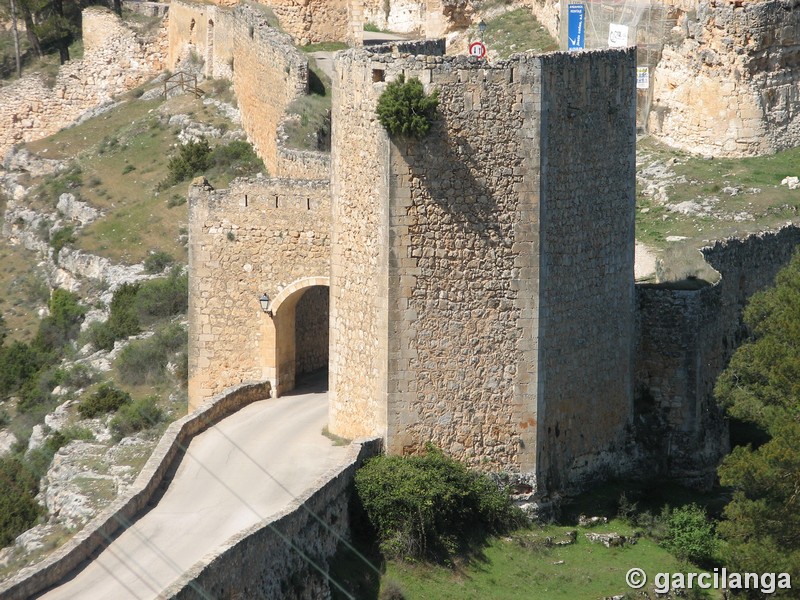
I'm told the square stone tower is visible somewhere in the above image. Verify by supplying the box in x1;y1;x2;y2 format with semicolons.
329;43;637;494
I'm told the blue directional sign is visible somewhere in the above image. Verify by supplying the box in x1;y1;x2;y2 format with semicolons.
568;4;585;51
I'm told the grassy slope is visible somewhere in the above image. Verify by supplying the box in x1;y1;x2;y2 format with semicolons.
382;522;717;599
482;9;558;59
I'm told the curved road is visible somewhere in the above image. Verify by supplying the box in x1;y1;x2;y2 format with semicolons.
39;378;348;599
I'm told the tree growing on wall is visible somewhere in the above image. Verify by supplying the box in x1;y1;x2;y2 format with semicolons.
376;74;439;139
714;250;800;583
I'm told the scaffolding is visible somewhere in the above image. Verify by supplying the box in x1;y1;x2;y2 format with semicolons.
559;0;677;131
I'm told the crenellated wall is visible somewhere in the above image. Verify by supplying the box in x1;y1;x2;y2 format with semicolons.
188;176;331;408
0;7;167;160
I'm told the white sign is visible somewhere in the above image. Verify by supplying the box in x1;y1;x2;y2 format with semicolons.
608;23;629;48
636;66;649;89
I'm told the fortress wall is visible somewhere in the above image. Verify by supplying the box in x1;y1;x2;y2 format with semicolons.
649;0;800;156
378;54;537;474
636;226;800;484
536;49;637;493
0;7;166;160
188;177;330;408
231;6;311;174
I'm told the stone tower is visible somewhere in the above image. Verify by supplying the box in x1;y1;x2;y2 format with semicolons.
328;43;637;494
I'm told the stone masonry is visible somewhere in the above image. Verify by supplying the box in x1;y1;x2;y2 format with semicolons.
328;43;637;494
0;7;166;159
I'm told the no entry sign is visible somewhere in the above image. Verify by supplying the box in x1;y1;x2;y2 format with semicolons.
469;41;487;59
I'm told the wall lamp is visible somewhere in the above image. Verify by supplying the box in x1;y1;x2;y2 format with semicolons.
259;292;273;317
477;20;487;38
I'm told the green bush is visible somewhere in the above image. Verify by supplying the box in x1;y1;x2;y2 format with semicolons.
77;382;132;418
0;341;44;398
33;289;86;354
354;445;524;561
165;138;212;186
208;140;264;178
135;268;188;323
659;504;718;566
143;251;174;274
117;322;187;386
376;74;439;139
0;458;41;547
57;363;96;389
50;226;76;257
111;395;164;438
86;282;141;351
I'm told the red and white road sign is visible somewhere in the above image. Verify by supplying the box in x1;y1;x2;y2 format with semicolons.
469;41;487;59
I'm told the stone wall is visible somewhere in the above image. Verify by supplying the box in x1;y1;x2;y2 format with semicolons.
188;176;330;409
161;438;381;600
536;50;637;494
0;7;167;160
268;0;350;45
649;0;800;156
329;43;636;493
635;226;800;485
295;285;330;375
0;382;270;600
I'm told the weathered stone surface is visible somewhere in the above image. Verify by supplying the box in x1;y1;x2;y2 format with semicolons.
0;7;166;160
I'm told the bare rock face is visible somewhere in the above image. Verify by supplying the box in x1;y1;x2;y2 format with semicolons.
56;193;101;227
0;430;18;456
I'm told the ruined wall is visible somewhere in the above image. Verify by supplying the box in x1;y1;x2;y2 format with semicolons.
188;177;330;408
649;0;800;156
636;226;800;485
169;2;319;175
268;0;350;45
330;44;636;492
0;7;166;160
536;50;637;494
295;286;330;375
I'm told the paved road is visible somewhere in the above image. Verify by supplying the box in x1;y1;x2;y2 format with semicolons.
310;31;413;80
39;377;348;600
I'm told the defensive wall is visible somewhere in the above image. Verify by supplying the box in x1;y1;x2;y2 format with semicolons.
0;7;167;160
0;382;270;600
187;176;331;409
648;0;800;156
328;43;637;494
161;438;381;599
168;0;329;179
635;225;800;485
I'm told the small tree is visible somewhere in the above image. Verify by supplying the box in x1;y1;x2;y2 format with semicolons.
376;74;439;139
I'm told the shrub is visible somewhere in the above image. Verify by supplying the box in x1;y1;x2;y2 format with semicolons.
143;251;174;274
0;458;41;546
135;268;188;323
117;322;187;386
165;138;212;186
659;504;718;566
209;140;264;178
354;444;524;561
122;164;136;175
33;289;85;353
0;341;44;398
77;382;132;418
58;363;96;389
376;74;439;139
86;283;141;351
111;395;164;438
50;226;76;257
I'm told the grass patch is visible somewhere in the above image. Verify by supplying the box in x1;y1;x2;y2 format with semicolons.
300;41;349;53
322;425;351;446
0;241;51;342
481;9;558;59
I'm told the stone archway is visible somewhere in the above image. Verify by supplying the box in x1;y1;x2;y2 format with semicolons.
266;276;329;396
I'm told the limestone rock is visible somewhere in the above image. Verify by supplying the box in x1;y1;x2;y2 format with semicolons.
781;176;800;190
56;193;101;226
0;430;18;456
